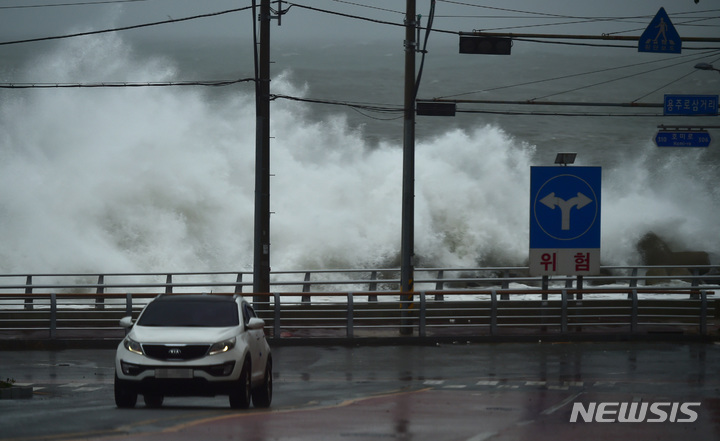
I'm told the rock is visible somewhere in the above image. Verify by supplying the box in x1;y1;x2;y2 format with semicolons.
637;232;673;266
637;233;710;267
637;232;711;285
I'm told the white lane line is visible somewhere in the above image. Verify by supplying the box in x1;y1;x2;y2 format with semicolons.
465;432;498;441
74;387;103;392
541;392;584;415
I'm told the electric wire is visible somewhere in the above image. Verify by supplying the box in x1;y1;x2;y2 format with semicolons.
285;2;406;30
0;0;146;9
327;0;403;16
0;6;252;46
0;1;717;120
531;50;720;102
434;49;720;101
414;0;436;100
0;79;256;89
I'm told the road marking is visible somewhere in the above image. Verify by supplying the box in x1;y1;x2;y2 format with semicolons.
424;380;445;385
465;432;498;441
60;383;86;388
476;380;499;386
541;392;584;415
74;387;103;392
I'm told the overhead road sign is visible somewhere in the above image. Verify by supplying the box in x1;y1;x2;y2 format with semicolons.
416;101;456;116
664;94;719;116
639;7;681;54
655;130;711;148
459;35;512;55
529;166;601;276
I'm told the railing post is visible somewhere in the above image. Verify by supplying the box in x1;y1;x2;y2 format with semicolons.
235;272;243;293
96;275;105;311
700;290;707;335
273;293;281;339
542;276;549;301
50;293;57;339
561;289;568;333
165;274;173;294
434;270;444;301
124;293;133;336
490;289;498;335
419;291;426;338
368;271;378;302
501;270;510;300
630;289;638;333
628;267;638;298
346;292;354;339
690;268;700;300
24;275;33;311
125;293;133;317
576;275;583;300
302;272;311;304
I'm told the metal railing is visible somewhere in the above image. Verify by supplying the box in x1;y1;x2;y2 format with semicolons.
0;266;718;341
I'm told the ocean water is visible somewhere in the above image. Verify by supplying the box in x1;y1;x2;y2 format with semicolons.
0;29;718;274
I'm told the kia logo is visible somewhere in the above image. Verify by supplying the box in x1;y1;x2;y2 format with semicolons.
168;348;182;356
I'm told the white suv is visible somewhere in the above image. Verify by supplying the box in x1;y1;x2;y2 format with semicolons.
114;294;272;409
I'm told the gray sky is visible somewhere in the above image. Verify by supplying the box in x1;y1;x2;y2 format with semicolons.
0;0;716;46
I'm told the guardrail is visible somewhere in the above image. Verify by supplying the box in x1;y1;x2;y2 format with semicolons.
0;265;718;296
0;266;718;342
0;288;716;342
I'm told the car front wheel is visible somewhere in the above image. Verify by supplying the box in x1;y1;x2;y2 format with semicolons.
229;359;251;409
114;374;137;408
252;357;272;408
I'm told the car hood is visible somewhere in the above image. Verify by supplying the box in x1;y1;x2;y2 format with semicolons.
129;325;238;344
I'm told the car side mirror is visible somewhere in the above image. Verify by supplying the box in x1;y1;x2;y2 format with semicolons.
119;316;134;328
247;317;265;330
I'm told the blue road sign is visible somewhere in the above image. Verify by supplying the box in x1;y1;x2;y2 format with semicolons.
638;7;681;54
655;131;711;148
664;94;719;116
530;167;601;249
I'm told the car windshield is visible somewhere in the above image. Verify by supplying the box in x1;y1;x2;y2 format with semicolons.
137;299;239;327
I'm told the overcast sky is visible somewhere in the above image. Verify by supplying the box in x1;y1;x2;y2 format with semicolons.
1;0;716;47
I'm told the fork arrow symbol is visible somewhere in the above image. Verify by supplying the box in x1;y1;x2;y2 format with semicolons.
539;192;593;230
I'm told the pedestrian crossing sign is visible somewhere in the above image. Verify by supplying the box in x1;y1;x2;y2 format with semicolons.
639;7;681;54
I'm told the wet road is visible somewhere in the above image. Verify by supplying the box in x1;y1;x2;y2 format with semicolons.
1;342;719;440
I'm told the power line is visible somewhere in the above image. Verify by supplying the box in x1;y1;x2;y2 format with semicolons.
0;0;146;9
434;49;720;101
327;0;403;15
286;2;406;30
0;78;255;89
0;6;252;46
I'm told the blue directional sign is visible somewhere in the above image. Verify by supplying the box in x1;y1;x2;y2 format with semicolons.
655;131;711;148
529;167;601;275
638;7;681;54
664;94;719;116
530;167;601;249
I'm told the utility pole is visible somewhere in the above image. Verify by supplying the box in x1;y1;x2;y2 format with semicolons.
400;0;416;334
253;0;271;300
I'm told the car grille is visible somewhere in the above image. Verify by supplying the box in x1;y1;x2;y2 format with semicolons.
142;344;211;361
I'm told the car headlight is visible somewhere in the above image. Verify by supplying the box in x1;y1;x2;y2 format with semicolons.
208;337;236;355
123;337;143;355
